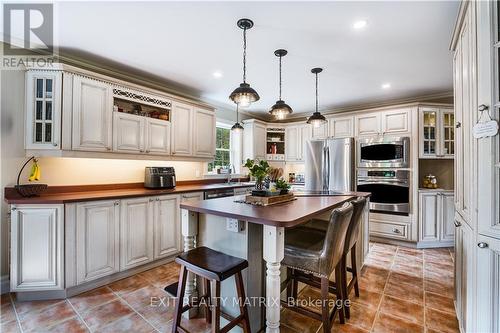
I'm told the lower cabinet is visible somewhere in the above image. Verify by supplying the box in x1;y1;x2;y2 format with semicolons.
75;200;120;284
418;191;454;246
154;195;181;259
10;205;64;291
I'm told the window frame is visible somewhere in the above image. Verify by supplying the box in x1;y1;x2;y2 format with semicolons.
207;122;233;173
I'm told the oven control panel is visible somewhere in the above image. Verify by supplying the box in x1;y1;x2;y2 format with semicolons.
357;169;409;180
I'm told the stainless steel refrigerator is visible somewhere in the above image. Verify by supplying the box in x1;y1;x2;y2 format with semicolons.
304;137;355;192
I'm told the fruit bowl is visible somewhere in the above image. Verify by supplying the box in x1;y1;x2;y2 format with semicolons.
15;184;48;197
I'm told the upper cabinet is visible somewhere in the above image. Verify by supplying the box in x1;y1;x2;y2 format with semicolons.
285;124;311;162
311;122;328;139
171;102;193;156
419;107;454;159
72;76;113;152
329;116;354;138
355;109;410;137
355;112;381;137
193;108;216;158
25;70;63;150
243;120;267;161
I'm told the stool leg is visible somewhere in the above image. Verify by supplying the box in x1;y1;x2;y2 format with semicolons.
172;265;188;333
211;281;221;333
335;263;345;324
286;267;293;301
292;269;298;300
321;277;330;332
204;278;212;324
351;246;360;297
341;254;350;319
235;271;251;333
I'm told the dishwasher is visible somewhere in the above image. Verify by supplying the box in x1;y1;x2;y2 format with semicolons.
203;188;235;199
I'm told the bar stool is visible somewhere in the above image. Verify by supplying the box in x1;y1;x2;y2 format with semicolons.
282;203;354;332
340;197;367;319
172;246;251;333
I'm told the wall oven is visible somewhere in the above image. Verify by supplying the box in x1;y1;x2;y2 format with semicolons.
357;136;410;168
357;169;410;215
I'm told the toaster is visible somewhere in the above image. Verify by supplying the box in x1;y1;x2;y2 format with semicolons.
144;167;176;189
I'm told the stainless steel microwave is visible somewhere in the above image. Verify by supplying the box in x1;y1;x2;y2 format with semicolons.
357;136;410;168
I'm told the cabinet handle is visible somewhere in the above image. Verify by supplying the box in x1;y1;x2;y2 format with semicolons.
53;142;58;147
106;147;111;151
156;198;160;201
114;201;119;206
478;242;489;249
456;122;461;128
149;198;154;202
478;104;489;112
454;220;462;227
146;150;150;153
11;207;16;211
392;228;401;234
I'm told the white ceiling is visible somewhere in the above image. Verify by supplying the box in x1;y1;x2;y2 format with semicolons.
54;1;459;118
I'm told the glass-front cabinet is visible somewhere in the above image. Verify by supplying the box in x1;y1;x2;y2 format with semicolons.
25;70;62;150
419;107;454;158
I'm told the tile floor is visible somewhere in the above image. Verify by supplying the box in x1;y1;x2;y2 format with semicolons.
0;242;458;333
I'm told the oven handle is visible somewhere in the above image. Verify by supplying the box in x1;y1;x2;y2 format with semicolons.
357;180;409;187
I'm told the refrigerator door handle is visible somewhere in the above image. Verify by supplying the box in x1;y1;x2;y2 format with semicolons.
322;146;327;191
325;146;330;190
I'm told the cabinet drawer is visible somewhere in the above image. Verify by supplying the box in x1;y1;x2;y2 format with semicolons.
370;220;409;240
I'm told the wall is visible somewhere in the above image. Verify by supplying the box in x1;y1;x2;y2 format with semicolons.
418;159;455;190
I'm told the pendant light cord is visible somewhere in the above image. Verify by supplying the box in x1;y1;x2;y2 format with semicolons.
279;55;282;100
243;27;247;83
315;72;319;113
236;105;239;123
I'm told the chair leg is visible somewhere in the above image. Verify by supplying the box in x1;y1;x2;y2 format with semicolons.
235;271;252;333
286;268;293;301
335;263;345;324
321;277;330;332
351;246;360;297
341;255;350;319
292;269;298;300
204;278;212;324
211;281;221;333
172;265;187;333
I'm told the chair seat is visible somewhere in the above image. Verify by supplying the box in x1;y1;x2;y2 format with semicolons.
283;226;327;275
175;246;248;281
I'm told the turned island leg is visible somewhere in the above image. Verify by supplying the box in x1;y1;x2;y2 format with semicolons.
263;225;285;333
181;209;199;318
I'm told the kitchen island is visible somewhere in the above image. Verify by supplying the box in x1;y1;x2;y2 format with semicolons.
180;193;370;333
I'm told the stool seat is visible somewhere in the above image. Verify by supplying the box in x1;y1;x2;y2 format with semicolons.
284;226;326;273
175;246;248;281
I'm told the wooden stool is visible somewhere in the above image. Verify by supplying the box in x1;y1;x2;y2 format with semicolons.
172;246;251;333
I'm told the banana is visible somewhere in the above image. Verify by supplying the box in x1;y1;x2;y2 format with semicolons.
28;163;37;182
35;163;41;181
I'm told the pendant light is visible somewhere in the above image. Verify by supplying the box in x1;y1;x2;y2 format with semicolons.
229;18;260;108
306;67;327;128
231;105;244;132
269;49;293;120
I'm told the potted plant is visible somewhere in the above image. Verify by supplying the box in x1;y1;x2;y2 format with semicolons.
244;159;270;196
275;178;291;195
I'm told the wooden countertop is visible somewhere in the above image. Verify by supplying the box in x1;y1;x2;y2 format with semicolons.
180;195;359;228
4;182;254;204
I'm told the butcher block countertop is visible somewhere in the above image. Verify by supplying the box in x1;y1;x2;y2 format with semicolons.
180;193;370;228
4;180;254;204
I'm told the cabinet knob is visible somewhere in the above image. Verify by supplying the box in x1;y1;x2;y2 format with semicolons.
392;228;401;234
106;147;111;151
478;104;489;112
478;242;489;249
114;201;119;206
454;220;462;227
53;142;58;147
146;150;150;153
156;198;160;201
11;207;16;211
149;198;154;202
456;122;461;128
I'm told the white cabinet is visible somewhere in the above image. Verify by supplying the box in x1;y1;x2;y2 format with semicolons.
10;205;64;291
75;200;120;284
382;109;410;134
72;76;113;151
25;70;62;150
120;197;154;270
418;191;454;246
146;118;171;155
193;108;216;158
329;116;354;138
419;107;454;158
311;122;328;139
153;195;181;259
113;112;145;153
243;120;267;161
285;124;312;162
355;113;381;137
171;102;193;156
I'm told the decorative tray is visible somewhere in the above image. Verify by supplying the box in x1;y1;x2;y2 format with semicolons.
243;193;296;206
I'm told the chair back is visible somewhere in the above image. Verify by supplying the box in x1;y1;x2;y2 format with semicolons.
344;197;367;255
319;202;353;275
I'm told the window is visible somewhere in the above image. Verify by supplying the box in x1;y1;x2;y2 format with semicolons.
208;125;231;172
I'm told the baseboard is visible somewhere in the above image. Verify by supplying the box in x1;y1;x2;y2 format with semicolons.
416;240;454;249
370;236;418;248
1;275;10;294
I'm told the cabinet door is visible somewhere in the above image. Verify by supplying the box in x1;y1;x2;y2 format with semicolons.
382;109;409;134
120;197;154;270
440;109;455;158
311;122;328;139
72;76;113;151
299;125;312;160
154;195;181;259
355;113;381;137
329;116;354;138
193;108;216;158
455;220;475;333
419;108;439;158
10;205;64;291
113;112;145;153
171;102;193;156
76;200;119;284
440;193;455;241
254;123;267;160
25;71;62;150
146;118;171;155
419;192;439;242
285;126;299;161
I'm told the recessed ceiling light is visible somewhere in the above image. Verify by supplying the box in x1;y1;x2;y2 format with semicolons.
382;83;391;89
353;20;367;30
213;71;223;78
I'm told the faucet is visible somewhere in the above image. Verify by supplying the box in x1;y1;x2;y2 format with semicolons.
227;164;236;184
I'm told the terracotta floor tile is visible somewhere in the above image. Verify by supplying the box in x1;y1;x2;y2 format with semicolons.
348;288;382;310
81;299;134;331
379;295;424;324
425;291;456;314
69;286;117;313
139;266;179;289
424;279;454;298
425;308;460;333
360;266;390;280
363;258;393;270
281;308;322;333
388;272;423;286
1;319;22;333
280;324;301;333
334;303;377;331
43;316;89;333
95;313;155;333
384;279;424;304
19;300;77;332
13;298;65;317
424;269;453;285
397;247;423;257
178;317;211;333
330;322;369;332
372;312;424;333
108;274;151;297
391;262;423;278
1;302;17;323
371;243;398;254
394;254;423;265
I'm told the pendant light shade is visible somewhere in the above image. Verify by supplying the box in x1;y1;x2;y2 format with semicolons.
229;18;259;108
269;49;293;120
231;105;244;132
307;67;327;128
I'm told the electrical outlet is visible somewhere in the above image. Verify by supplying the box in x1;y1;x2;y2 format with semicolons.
226;218;243;233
